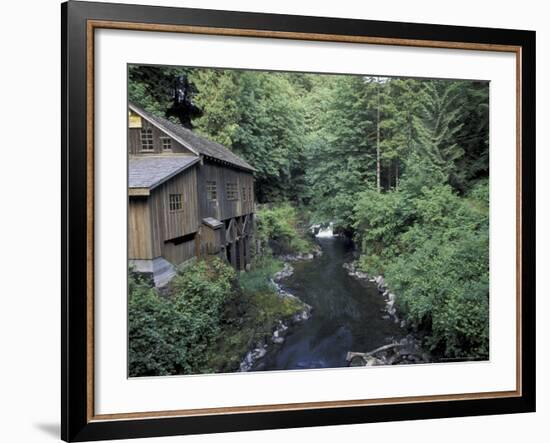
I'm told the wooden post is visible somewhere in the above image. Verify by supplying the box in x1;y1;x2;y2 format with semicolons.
194;228;201;259
231;242;237;269
376;77;381;193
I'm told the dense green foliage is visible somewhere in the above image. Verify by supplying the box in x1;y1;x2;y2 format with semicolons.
129;257;306;376
354;181;489;358
129;66;490;361
256;203;314;255
238;255;283;295
208;255;305;371
128;259;236;376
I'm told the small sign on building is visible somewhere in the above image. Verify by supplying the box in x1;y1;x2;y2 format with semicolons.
129;111;142;128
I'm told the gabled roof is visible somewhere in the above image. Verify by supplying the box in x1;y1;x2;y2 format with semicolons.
129;102;255;172
129;155;199;190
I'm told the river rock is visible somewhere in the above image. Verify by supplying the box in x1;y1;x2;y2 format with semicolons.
365;356;384;366
274;263;294;281
279;250;318;262
254;347;267;359
240;343;268;371
343;262;370;280
272;322;289;338
349;356;366;367
292;305;312;323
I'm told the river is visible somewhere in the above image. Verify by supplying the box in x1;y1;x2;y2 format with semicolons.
252;235;406;371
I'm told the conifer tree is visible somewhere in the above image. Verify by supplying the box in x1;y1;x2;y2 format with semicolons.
411;80;466;187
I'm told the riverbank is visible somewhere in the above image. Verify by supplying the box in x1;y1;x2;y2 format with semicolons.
127;255;313;376
236;204;321;371
239;261;315;371
342;260;430;365
194;256;311;373
249;236;417;371
343;262;402;326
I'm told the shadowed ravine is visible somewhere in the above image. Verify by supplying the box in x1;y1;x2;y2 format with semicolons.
252;236;406;371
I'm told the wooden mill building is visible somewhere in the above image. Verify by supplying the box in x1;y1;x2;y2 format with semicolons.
128;103;255;286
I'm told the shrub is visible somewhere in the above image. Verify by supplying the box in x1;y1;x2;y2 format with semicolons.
238;255;283;296
128;273;187;376
128;255;307;376
353;181;489;360
256;203;314;255
128;258;236;376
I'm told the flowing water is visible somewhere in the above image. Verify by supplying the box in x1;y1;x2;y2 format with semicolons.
253;235;406;371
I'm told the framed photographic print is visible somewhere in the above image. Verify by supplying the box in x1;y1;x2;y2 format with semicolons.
61;1;536;441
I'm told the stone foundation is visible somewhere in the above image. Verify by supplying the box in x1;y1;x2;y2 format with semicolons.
129;257;176;287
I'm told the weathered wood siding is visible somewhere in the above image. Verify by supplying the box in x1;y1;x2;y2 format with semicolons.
128;110;256;271
197;161;255;221
128;117;195;156
149;166;200;257
201;225;222;256
128;196;153;259
162;236;196;265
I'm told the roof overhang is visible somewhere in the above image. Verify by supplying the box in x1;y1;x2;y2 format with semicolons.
202;154;256;173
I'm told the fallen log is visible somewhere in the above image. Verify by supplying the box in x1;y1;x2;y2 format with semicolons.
346;342;402;363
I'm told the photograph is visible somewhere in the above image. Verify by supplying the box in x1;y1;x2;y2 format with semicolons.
56;1;536;440
127;65;490;377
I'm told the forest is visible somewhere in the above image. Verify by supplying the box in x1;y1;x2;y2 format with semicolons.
128;65;489;376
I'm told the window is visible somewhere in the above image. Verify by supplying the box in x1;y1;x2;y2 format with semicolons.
242;186;248;202
140;128;154;151
161;136;172;151
169;194;183;212
206;181;217;201
226;183;238;201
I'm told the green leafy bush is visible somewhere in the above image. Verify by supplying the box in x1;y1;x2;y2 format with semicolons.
128;273;190;376
238;255;283;296
256;203;314;255
353;180;489;360
128;258;236;376
129;255;307;376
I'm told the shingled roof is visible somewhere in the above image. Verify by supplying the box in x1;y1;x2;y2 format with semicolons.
129;103;254;172
129;155;200;190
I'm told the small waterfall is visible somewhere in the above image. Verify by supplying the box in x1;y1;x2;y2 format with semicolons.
315;222;334;238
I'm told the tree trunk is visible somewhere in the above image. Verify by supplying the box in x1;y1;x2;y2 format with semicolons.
395;160;399;190
376;81;381;193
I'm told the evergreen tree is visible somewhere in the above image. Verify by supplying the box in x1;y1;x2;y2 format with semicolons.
411;80;466;188
305;75;377;228
128;65;201;127
379;78;423;189
127;65;491;362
